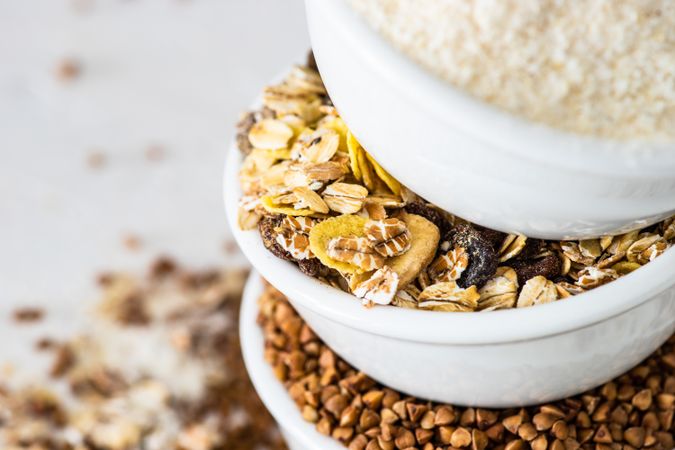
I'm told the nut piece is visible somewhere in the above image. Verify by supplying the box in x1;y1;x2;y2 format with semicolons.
275;216;316;260
323;182;369;214
418;281;480;312
478;267;519;311
429;247;469;282
248;119;294;150
365;218;412;257
327;236;384;272
387;214;440;287
353;266;400;306
517;276;558;308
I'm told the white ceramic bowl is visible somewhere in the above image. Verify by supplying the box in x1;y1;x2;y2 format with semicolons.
240;272;342;450
304;0;675;240
226;143;675;407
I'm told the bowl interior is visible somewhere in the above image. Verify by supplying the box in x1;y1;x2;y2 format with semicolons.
306;0;675;176
225;142;675;345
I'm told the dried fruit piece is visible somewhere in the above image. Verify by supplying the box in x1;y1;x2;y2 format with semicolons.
498;235;527;262
575;267;618;289
248;119;294;150
298;258;329;278
327;236;384;272
365;218;412;257
508;254;562;286
365;153;401;196
474;225;508;251
353;266;400;306
309;215;369;273
322;182;369;214
418;281;480;312
428;247;469;282
346;131;362;181
387;214;440;287
517;276;558;308
404;201;452;235
448;224;498;289
259;215;292;261
478;267;518;311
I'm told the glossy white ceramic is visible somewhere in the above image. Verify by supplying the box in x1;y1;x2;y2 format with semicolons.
226;143;675;407
240;272;342;450
304;0;675;240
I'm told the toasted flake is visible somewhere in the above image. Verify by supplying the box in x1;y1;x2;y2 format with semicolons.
575;267;618;289
428;247;469;282
418;281;480;311
498;235;527;262
365;218;412;257
392;286;420;309
365;195;406;208
327;236;384;272
248;119;294;150
298;130;340;163
262;84;323;122
561;242;596;265
579;239;603;259
555;281;586;298
664;218;675;241
364;203;387;220
323;182;369;214
353;266;400;306
286;65;326;94
238;207;261;230
608;230;640;255
293;187;329;214
517;276;558;308
600;236;614;251
388;214;440;287
611;261;642;275
478;267;518;311
303;161;348;182
626;235;667;264
309;215;370;273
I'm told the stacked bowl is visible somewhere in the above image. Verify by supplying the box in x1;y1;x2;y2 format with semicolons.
226;0;675;447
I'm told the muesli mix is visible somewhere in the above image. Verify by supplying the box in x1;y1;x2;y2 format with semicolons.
258;282;675;450
236;59;675;311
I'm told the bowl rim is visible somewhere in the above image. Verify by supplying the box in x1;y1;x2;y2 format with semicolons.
305;0;675;176
226;143;675;345
240;271;344;450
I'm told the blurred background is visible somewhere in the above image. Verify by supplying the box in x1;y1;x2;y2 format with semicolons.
1;0;308;446
2;0;307;331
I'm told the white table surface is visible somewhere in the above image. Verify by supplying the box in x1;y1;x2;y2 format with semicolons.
0;0;309;380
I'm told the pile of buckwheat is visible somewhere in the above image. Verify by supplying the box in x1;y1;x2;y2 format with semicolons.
0;258;286;450
236;58;675;312
258;282;675;450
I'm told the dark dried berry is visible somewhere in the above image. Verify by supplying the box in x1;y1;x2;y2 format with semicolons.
448;224;498;289
298;258;329;278
259;216;293;261
235;108;275;156
404;201;451;235
518;239;546;260
509;254;562;286
474;225;507;251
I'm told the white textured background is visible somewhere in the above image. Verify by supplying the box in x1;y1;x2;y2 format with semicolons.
0;0;308;375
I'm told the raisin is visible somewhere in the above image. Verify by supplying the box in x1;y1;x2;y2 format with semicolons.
259;216;293;261
474;225;507;251
298;258;330;278
404;201;451;235
518;239;546;260
509;254;562;286
447;224;498;289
